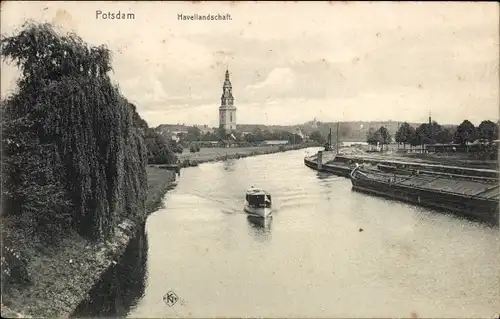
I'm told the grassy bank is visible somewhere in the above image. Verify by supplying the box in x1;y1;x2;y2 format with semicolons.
1;167;176;318
177;144;312;167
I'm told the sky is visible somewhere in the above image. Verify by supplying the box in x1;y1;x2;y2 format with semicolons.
1;1;499;127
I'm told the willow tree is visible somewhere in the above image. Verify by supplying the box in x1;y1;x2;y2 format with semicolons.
1;22;147;241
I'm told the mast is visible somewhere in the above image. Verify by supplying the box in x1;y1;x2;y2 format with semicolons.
336;122;340;154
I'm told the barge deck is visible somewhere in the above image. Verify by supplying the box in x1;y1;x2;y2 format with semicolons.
350;165;499;225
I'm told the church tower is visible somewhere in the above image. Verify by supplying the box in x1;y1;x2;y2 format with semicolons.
219;69;236;132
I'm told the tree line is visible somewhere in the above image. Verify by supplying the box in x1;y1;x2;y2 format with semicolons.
366;119;499;149
175;125;306;146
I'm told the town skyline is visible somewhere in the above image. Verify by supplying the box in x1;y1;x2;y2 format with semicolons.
1;2;498;128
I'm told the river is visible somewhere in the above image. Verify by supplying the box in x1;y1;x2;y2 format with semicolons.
75;148;499;318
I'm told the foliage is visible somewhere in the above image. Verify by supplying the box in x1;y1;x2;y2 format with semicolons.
378;126;391;145
244;133;255;143
309;131;325;145
288;133;303;144
435;128;453;144
366;128;383;146
144;129;178;164
185;126;201;142
477;120;498;142
217;125;227;140
395;122;415;148
189;142;200;153
453;120;476;145
1;21;148;241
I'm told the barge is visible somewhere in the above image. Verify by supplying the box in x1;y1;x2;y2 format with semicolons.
304;153;352;177
305;151;499;180
336;154;499;179
350;165;499;225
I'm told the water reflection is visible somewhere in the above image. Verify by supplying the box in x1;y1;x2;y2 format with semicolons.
316;172;333;180
246;215;272;241
71;223;149;318
222;159;236;172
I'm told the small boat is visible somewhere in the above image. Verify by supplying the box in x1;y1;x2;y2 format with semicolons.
244;186;272;217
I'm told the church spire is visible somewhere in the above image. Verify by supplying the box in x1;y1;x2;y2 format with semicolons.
221;68;234;105
219;68;236;132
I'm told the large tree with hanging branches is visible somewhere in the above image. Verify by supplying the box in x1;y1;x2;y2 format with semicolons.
1;21;149;241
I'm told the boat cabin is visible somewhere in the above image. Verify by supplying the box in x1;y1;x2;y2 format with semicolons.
246;188;272;208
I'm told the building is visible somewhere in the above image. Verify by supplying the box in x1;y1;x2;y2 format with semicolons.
219;69;237;132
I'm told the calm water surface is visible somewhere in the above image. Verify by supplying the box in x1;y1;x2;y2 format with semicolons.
128;148;499;318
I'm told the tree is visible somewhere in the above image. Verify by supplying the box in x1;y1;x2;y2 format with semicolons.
453;120;476;145
477;120;499;142
1;22;148;241
261;129;273;140
217;125;227;140
288;134;303;145
415;124;429;147
415;122;445;146
144;129;178;164
366;128;375;145
244;133;255;144
166;139;183;154
309;131;325;145
253;128;265;142
186;126;201;142
366;128;383;148
395;122;415;149
408;128;420;148
189;143;197;153
435;128;453;144
378;126;392;150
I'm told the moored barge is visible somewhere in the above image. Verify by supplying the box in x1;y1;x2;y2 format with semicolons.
350;165;499;225
304;152;352;178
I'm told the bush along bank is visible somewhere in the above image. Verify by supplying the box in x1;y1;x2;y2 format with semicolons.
177;143;315;168
1;22;176;317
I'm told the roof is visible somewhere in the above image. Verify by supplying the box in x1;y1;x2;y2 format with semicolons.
246;187;271;196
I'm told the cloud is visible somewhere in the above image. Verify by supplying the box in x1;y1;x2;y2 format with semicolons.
245;68;295;93
1;1;498;127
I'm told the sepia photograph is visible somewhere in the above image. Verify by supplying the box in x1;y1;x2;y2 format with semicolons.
1;1;499;318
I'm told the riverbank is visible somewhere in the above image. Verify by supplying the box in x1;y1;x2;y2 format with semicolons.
176;144;313;167
1;166;177;318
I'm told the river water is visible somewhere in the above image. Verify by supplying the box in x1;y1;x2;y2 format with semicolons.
78;148;499;318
